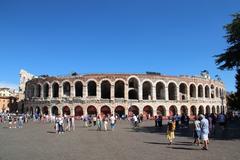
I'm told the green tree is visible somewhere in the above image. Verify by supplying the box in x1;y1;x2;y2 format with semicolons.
215;13;240;110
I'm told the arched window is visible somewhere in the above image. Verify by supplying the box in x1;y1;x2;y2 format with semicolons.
156;82;165;100
168;83;177;100
142;81;152;100
88;81;97;96
101;80;111;99
198;85;203;98
179;83;188;100
190;84;196;98
115;80;124;98
63;82;71;97
128;78;139;100
52;83;59;98
75;81;83;97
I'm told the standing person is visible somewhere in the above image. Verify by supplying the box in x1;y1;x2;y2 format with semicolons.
103;116;108;131
132;114;138;127
93;115;97;126
110;114;116;131
199;114;209;150
193;116;201;145
71;116;75;131
96;116;102;131
166;119;176;145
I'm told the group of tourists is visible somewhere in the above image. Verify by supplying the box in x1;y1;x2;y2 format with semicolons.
0;112;31;128
53;114;75;134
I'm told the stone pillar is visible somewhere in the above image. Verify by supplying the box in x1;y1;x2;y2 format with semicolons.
71;85;75;97
152;86;156;100
111;85;114;100
83;85;87;98
49;86;52;98
41;86;44;98
59;85;63;98
71;107;75;117
97;85;101;99
59;107;63;116
48;107;52;116
165;87;169;100
138;85;142;100
176;87;179;101
124;84;128;100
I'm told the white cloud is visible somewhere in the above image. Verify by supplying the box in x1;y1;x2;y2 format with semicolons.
0;81;18;90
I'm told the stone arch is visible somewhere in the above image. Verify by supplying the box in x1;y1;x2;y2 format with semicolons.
62;106;71;115
115;80;125;98
205;85;210;98
143;105;153;117
87;80;97;96
198;84;203;98
75;106;83;117
142;81;153;100
198;105;204;115
43;83;49;98
101;105;111;116
75;81;83;97
87;105;97;115
52;82;59;98
36;84;42;97
115;106;125;117
190;83;196;98
190;106;197;116
217;105;220;114
157;105;166;116
211;85;215;98
51;106;59;115
212;106;216;114
156;81;165;100
29;106;33;116
180;105;188;115
206;105;211;115
128;105;139;116
101;80;111;99
215;87;219;98
63;81;71;97
168;82;177;100
169;105;177;116
179;82;188;100
29;85;35;98
128;77;139;100
42;106;49;115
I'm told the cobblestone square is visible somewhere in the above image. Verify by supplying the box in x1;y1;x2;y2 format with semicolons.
0;120;239;160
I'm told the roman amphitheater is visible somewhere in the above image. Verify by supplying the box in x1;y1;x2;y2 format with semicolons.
23;72;226;118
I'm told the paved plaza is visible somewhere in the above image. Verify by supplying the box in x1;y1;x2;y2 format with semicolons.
0;120;240;160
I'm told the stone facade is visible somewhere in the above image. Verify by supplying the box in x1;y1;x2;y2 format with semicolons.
24;73;227;117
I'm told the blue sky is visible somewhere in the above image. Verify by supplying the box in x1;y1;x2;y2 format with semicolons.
0;0;239;91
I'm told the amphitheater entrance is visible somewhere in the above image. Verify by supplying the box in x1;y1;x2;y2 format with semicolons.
128;105;139;116
62;106;71;115
190;106;197;116
206;105;210;115
101;81;111;99
198;106;204;115
212;106;216;114
101;105;111;116
143;105;153;118
42;106;49;115
75;106;83;117
87;106;97;115
180;105;188;115
52;106;59;116
157;105;166;116
115;106;125;118
169;105;177;116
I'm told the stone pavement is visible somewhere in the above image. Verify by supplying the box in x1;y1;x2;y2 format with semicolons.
0;120;240;160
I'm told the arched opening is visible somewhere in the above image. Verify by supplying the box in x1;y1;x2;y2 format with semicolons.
75;106;83;117
168;83;177;100
169;105;177;116
52;83;59;98
42;106;49;115
88;81;97;96
190;84;196;98
75;81;83;97
143;105;153;118
156;82;165;100
206;105;210;115
217;106;220;114
128;78;139;100
62;106;70;115
216;87;219;98
115;80;124;98
205;85;210;98
87;105;97;115
43;83;49;98
142;81;152;100
128;105;139;116
198;85;203;98
115;106;125;117
101;105;111;116
29;85;35;98
36;84;41;97
63;82;71;97
212;106;216;114
211;85;215;98
157;105;166;116
180;105;188;115
190;106;197;116
101;80;111;99
198;106;204;115
179;83;188;100
51;106;59;115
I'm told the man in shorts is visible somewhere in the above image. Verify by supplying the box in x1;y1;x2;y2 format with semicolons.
199;114;209;150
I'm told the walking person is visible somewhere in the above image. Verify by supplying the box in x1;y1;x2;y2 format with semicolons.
199;114;209;150
193;116;201;145
110;114;116;131
166;118;176;145
103;116;108;131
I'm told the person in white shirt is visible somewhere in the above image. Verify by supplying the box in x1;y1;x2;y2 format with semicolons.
110;114;116;131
